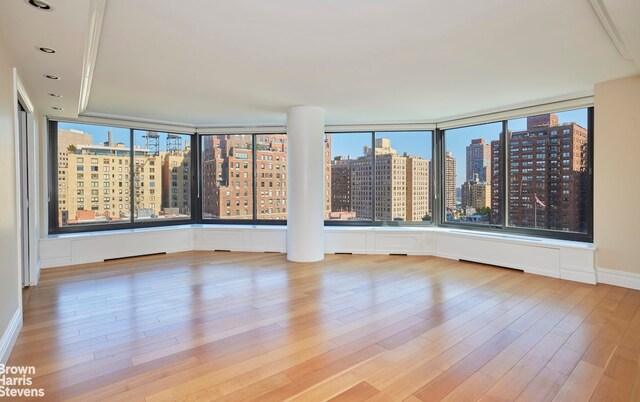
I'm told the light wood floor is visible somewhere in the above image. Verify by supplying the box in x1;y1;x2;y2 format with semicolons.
8;251;640;401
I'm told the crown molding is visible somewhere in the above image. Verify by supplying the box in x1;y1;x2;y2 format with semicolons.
78;0;107;115
589;0;632;61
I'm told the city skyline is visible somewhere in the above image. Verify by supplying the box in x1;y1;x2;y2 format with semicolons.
59;109;588;231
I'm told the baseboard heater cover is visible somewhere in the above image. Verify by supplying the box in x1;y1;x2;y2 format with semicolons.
390;253;408;256
104;252;166;262
214;249;231;252
459;259;524;272
335;252;353;255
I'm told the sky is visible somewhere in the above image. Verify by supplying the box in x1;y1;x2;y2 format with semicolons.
443;109;588;188
61;108;588;189
328;131;432;161
58;122;189;152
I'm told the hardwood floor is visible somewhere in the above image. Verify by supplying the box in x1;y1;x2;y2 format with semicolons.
8;251;640;401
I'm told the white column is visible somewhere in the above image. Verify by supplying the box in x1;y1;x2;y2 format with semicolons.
286;106;325;262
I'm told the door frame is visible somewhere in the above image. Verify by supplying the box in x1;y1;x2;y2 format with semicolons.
13;69;39;288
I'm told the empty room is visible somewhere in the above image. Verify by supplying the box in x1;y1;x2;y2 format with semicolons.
1;0;640;400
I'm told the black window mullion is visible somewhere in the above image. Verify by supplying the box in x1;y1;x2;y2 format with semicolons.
129;128;134;223
587;106;594;240
193;132;201;223
436;128;446;226
371;132;376;223
48;119;59;234
252;134;258;221
501;120;508;229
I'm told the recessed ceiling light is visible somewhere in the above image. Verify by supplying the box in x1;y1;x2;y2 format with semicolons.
44;74;60;80
39;47;56;54
52;106;63;111
49;93;62;98
24;0;53;11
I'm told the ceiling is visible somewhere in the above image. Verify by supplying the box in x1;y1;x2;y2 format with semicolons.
1;0;638;127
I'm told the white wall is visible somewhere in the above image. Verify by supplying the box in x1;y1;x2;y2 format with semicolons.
594;75;640;283
0;31;22;362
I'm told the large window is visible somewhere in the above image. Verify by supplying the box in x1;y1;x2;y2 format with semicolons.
441;107;592;240
443;122;503;226
51;121;194;232
202;134;254;220
256;134;288;220
505;109;590;234
50;107;591;241
201;133;288;222
325;130;433;225
326;132;373;221
133;130;192;222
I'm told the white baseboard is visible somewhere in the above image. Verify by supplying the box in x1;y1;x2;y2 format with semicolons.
561;267;597;285
0;308;23;365
597;267;640;290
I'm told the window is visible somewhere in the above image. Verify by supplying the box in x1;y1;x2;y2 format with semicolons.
201;134;254;220
50;121;195;232
325;130;433;224
443;122;503;226
50;106;591;241
375;131;432;223
256;134;287;220
441;108;592;240
506;109;590;234
133;130;192;222
54;122;131;227
325;132;372;221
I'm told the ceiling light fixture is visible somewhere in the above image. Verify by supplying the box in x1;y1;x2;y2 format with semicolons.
44;74;60;80
51;106;63;111
24;0;53;11
38;47;56;54
49;93;62;98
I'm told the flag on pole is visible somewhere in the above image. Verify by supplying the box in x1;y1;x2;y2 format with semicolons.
535;194;546;208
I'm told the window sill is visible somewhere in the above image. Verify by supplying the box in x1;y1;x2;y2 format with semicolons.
46;223;594;250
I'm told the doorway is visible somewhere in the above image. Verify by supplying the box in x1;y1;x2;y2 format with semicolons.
17;101;31;287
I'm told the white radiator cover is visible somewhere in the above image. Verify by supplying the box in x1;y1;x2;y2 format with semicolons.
40;225;597;285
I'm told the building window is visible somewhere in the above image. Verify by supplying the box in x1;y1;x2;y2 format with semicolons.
325;131;433;225
442;107;592;240
50;121;194;232
443;122;502;226
201;134;255;220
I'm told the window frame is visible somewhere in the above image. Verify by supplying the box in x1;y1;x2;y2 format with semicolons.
437;107;593;242
324;130;436;227
48;120;198;234
199;132;289;226
47;106;593;243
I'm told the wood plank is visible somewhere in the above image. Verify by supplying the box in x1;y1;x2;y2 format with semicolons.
4;251;638;402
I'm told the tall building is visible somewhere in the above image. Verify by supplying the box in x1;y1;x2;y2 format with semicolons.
490;139;503;225
374;153;407;221
445;151;457;210
57;129;93;219
461;173;491;210
406;157;430;221
491;114;589;232
323;134;332;219
161;140;192;216
350;155;374;220
202;135;253;219
57;130;163;225
330;156;354;213
202;134;331;220
350;139;430;221
466;138;491;183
